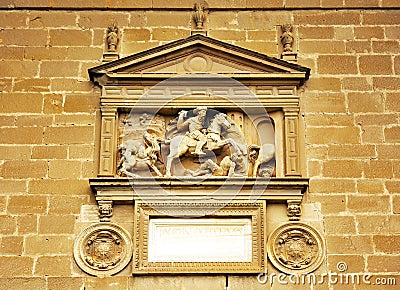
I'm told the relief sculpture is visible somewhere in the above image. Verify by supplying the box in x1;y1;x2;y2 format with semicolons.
117;106;274;178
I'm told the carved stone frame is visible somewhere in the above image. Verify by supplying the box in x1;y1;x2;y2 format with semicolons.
133;201;265;274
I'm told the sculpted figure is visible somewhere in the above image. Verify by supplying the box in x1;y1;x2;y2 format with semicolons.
117;132;163;177
185;157;233;177
177;106;208;156
250;143;275;177
106;24;119;52
281;24;294;52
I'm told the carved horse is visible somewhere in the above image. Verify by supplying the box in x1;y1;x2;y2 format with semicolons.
165;113;241;177
251;143;275;177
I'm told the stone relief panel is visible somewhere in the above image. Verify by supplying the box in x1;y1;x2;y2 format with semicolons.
74;223;133;277
117;106;275;178
267;223;325;274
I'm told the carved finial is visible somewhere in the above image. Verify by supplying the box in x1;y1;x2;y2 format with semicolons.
280;24;294;53
193;2;205;29
106;23;119;52
192;1;208;34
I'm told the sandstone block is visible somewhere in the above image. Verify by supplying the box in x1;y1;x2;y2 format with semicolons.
393;195;400;213
363;11;400;25
348;92;385;112
343;77;372;91
294;11;360;25
298;26;334;39
322;160;363;178
13;78;50;92
64;94;99;113
306;77;341;91
49;160;82;179
347;195;390;213
48;277;84;290
66;47;103;61
0;79;12;92
306;146;328;160
0;60;40;77
123;28;151;41
318;55;358;74
128;11;146;27
39;215;75;234
357;179;385;194
321;0;343;7
355;114;397;126
121;41;159;55
306;127;360;144
385;126;400;142
1;160;48;179
359;55;393;75
234;41;277;55
373;77;400;90
345;40;372;53
0;278;46;290
85;277;130;290
40;61;80;77
372;40;400;54
54;114;95;126
346;0;379;7
208;12;238;29
324;216;356;234
327;255;365;272
374;235;400;254
0;257;34;277
44;126;94;144
130;276;225;290
307;160;321;177
303;93;346;113
209;30;246;41
238;11;290;30
0;146;31;160
16;115;53;127
0;11;28;28
151;28;189;41
48;195;87;214
17;215;38;234
386;181;400;194
361;126;384;144
77;11;129;28
299;40;346;54
0;236;23;255
326;235;373;254
68;145;94;159
32;145;68;159
334;27;354;40
8;195;47;214
0;29;48;46
25;235;73;255
385;26;400;39
0;127;43;144
0;216;16;234
0;47;24;60
0;116;14;126
246;0;283;8
49;29;92;46
367;255;400;272
29;11;77;28
285;0;320;8
146;11;190;27
43;93;63;114
35;256;71;276
309;178;356;193
28;179;91;195
364;160;393;178
24;47;67;60
354;26;384;39
247;30;276;41
0;180;26;194
0;92;43;113
328;144;376;159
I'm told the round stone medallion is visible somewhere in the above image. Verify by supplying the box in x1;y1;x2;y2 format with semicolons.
267;222;325;274
74;223;133;276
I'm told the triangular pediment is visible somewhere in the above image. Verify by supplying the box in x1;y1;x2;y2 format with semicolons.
89;34;310;85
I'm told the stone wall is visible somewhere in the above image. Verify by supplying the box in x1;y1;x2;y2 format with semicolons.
0;1;399;289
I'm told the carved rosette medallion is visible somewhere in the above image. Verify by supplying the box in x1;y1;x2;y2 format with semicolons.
267;223;325;274
74;223;133;277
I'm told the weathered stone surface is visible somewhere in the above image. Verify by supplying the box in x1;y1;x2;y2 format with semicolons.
35;256;71;276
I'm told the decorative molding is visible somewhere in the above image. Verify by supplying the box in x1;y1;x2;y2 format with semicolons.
98;107;118;176
267;223;325;274
283;107;301;176
98;200;113;222
74;223;133;277
287;200;301;221
133;201;265;274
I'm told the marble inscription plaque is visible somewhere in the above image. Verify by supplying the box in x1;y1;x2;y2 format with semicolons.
148;218;252;262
